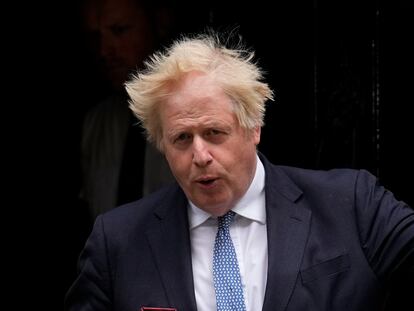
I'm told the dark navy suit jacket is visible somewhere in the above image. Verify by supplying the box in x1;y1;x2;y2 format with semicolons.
65;155;414;310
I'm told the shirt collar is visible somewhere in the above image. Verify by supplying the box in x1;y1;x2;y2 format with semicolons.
188;154;266;229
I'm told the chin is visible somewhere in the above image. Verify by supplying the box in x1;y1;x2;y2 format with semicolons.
197;201;231;217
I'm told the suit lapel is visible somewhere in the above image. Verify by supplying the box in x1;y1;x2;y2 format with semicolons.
145;187;197;311
261;159;312;311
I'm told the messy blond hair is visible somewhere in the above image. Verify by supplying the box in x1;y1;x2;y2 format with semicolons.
125;32;273;150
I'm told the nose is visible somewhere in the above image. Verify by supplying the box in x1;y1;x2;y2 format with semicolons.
100;31;115;60
192;136;213;167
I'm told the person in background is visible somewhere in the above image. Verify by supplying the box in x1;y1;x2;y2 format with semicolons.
79;0;175;220
65;31;414;311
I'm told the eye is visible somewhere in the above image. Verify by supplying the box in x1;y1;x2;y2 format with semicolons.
204;128;228;144
174;133;192;143
206;129;221;136
110;24;132;36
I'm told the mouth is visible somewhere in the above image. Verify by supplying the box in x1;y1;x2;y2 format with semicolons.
195;176;219;188
199;179;216;185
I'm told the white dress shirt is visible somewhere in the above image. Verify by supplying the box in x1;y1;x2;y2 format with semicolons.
188;155;267;311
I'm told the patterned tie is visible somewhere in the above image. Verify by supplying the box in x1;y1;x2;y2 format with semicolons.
213;211;247;311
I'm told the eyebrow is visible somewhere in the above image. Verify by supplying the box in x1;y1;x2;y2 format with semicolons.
202;121;232;130
166;121;232;138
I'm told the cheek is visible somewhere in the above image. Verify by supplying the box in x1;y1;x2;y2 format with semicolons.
165;151;190;179
164;151;177;171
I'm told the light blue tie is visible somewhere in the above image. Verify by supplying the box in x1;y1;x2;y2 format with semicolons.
213;211;247;311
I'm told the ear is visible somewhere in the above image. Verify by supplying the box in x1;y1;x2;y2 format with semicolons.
158;138;166;154
252;126;261;145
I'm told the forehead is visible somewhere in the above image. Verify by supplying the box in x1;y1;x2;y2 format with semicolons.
83;0;148;27
161;72;236;125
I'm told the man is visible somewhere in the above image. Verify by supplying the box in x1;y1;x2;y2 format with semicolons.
65;33;414;310
79;0;175;219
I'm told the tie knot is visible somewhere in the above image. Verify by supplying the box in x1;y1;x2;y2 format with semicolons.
217;210;236;230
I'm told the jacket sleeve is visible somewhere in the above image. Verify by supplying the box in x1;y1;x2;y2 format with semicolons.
354;169;414;287
64;215;113;311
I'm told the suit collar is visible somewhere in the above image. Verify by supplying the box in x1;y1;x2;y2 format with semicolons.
260;154;312;311
145;185;198;311
259;152;303;203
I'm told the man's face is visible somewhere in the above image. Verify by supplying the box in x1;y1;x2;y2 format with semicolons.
83;0;155;90
160;72;261;216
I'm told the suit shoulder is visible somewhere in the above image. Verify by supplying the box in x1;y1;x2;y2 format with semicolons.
99;183;182;230
272;165;376;192
277;164;359;179
266;165;384;213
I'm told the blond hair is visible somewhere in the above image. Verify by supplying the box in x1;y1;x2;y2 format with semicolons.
125;32;273;150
